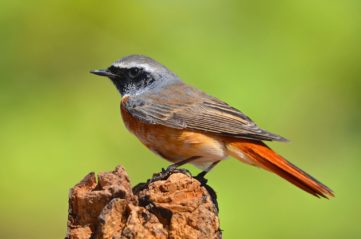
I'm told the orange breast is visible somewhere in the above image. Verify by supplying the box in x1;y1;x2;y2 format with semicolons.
120;96;227;169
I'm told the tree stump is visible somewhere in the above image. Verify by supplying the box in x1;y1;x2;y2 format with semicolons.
65;165;221;239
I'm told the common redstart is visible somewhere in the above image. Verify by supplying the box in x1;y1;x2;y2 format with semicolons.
91;55;333;198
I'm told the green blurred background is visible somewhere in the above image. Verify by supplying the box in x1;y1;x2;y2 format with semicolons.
1;0;360;238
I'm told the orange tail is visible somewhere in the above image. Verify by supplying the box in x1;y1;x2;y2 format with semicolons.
227;140;334;198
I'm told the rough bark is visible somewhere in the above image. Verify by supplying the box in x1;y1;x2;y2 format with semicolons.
65;165;221;239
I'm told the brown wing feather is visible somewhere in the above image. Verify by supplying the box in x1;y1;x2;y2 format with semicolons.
125;83;287;142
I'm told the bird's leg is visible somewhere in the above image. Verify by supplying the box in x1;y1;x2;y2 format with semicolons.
150;156;201;183
195;160;221;185
163;156;201;174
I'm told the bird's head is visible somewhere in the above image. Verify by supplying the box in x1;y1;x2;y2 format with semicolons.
91;55;180;96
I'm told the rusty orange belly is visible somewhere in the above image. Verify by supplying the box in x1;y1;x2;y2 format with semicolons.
120;98;227;169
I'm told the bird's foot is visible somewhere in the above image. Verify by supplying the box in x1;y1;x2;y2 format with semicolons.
193;171;218;211
162;164;177;175
148;165;191;183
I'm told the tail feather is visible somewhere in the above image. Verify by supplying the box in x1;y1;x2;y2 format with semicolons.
227;141;334;198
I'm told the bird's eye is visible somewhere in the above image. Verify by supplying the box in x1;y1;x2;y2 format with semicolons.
128;68;141;78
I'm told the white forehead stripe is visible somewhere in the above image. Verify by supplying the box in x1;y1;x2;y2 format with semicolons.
112;62;155;72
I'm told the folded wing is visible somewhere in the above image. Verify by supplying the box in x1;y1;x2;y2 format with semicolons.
124;83;287;142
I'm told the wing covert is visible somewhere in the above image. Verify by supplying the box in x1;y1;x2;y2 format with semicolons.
124;84;287;142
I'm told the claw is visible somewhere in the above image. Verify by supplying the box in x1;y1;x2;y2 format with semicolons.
149;167;191;183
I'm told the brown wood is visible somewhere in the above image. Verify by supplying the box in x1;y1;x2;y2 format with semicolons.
65;165;221;239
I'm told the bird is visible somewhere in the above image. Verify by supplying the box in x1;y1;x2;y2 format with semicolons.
91;54;334;198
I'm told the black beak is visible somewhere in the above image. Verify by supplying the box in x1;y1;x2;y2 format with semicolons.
90;69;117;77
